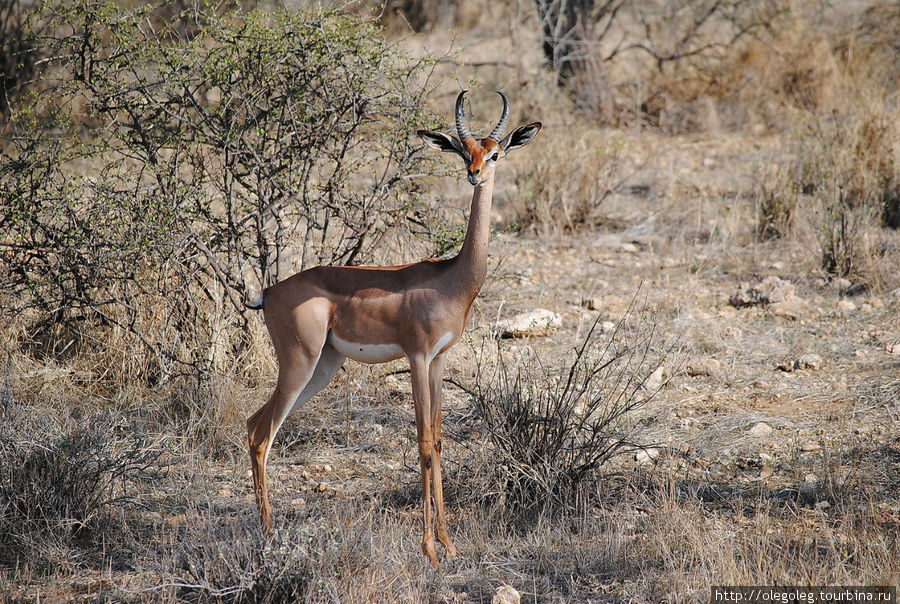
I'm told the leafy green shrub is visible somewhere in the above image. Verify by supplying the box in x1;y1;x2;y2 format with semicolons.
0;0;39;115
1;2;438;380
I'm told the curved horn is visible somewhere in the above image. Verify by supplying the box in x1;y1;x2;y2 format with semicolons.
455;90;472;141
487;90;510;141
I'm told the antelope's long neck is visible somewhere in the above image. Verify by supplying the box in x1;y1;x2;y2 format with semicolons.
454;172;495;293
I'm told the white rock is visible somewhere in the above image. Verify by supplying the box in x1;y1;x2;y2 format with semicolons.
837;299;856;312
794;354;823;371
644;366;667;393
635;447;661;466
496;309;562;338
769;299;805;320
492;585;521;604
749;422;774;438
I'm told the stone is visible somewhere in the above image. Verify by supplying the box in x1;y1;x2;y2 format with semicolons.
686;358;726;380
837;299;856;312
730;276;797;308
794;354;823;371
496;309;562;338
635;447;661;466
749;421;774;437
644;366;667;393
768;299;805;320
493;586;521;604
886;342;900;355
799;440;821;452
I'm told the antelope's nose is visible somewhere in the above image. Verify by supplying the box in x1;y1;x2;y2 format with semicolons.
467;168;481;186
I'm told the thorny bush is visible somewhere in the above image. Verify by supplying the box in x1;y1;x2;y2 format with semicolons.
0;2;439;381
463;298;672;519
0;396;167;575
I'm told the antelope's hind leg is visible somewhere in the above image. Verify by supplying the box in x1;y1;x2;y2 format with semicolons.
247;302;340;536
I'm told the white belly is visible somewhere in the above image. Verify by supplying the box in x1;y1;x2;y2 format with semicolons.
328;332;404;364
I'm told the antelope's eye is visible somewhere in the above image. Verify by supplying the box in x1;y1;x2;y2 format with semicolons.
489;153;499;162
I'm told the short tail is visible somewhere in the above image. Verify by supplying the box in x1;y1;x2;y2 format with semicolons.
245;294;264;311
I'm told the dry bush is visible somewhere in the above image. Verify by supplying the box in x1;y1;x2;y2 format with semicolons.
530;0;788;126
141;500;434;603
600;1;899;139
458;299;673;520
765;95;899;282
735;1;900;286
629;447;900;589
506;125;624;235
0;395;167;577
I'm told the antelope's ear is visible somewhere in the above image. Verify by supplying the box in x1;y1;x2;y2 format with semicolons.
499;122;542;153
417;130;467;159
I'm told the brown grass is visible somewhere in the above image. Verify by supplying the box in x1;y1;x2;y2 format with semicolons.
3;0;900;601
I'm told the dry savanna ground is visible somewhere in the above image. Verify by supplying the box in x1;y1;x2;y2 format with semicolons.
1;0;899;602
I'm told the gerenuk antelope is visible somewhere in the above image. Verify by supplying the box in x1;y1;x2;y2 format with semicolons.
246;90;541;567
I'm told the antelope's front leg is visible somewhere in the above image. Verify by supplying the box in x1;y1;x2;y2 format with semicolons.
409;354;439;568
428;353;458;558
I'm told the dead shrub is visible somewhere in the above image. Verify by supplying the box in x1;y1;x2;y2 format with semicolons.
790;103;898;280
507;126;624;235
754;161;798;241
460;298;672;520
147;501;427;603
0;397;167;575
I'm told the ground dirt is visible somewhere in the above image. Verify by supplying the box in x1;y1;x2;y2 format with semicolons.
4;1;900;599
8;131;898;603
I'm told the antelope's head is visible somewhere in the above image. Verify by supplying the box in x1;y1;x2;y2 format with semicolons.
418;90;541;186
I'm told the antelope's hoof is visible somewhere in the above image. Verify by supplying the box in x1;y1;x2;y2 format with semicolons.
438;532;458;558
422;540;440;569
